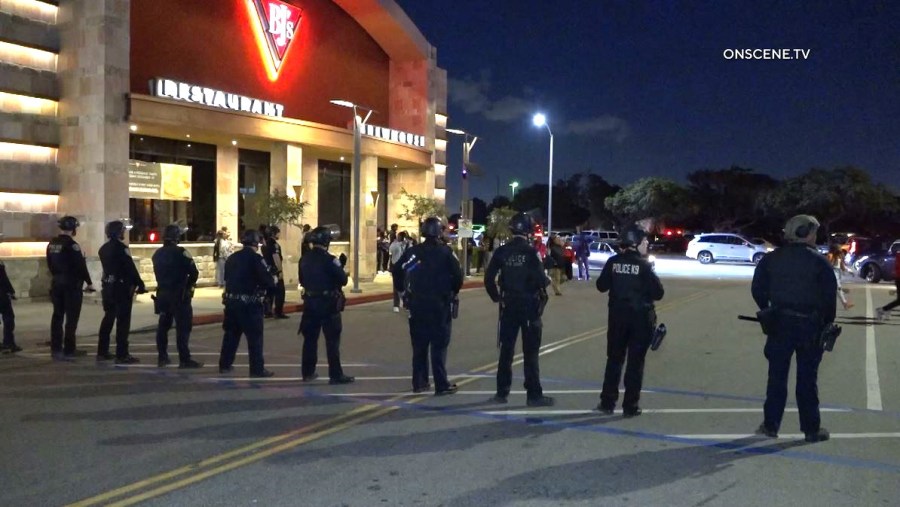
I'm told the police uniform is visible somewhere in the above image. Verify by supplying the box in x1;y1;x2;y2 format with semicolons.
0;260;19;353
262;231;286;318
484;220;553;406
751;215;836;442
299;230;353;383
97;234;145;361
152;239;200;367
392;232;463;394
596;244;664;415
47;232;93;357
219;236;275;377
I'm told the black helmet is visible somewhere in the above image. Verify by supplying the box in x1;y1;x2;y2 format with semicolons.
58;215;79;232
420;217;443;239
308;226;332;247
163;224;182;243
105;220;125;240
508;213;533;236
620;226;647;248
258;224;270;239
268;225;280;236
241;229;261;247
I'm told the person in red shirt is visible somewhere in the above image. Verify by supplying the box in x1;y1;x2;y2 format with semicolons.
875;248;900;321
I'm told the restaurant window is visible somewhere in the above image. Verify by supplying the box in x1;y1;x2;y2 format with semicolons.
128;135;216;242
238;149;271;232
377;167;388;231
317;160;351;240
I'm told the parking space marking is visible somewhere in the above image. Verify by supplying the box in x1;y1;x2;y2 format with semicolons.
669;433;900;440
480;408;853;415
866;286;883;411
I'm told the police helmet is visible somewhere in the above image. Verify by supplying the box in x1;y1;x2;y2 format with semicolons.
783;214;820;243
58;215;80;232
308;226;332;247
420;217;444;239
620;226;647;248
163;224;182;243
268;225;280;237
105;220;126;240
241;229;261;247
508;213;533;237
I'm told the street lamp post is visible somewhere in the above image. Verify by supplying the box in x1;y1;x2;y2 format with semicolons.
331;99;373;293
532;113;554;236
446;128;478;277
509;180;519;199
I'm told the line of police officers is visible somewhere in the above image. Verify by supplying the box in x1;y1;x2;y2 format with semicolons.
21;211;839;442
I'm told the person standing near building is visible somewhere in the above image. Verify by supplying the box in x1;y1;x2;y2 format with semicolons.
46;216;95;360
751;214;835;442
392;218;463;394
0;236;20;354
298;226;355;384
213;227;233;288
484;213;555;407
219;230;276;378
263;225;287;319
389;231;410;313
97;220;146;364
595;226;664;417
575;233;591;281
152;224;202;369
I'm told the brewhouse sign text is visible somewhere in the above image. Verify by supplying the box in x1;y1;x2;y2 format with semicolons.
363;124;426;148
151;78;285;118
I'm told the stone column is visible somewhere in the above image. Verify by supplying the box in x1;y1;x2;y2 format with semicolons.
57;0;130;272
270;142;303;284
387;166;433;237
216;145;238;238
349;154;378;279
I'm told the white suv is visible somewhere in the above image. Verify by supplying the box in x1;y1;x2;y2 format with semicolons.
686;233;773;264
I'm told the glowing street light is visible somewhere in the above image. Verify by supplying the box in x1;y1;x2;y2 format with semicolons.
532;112;554;235
509;180;519;198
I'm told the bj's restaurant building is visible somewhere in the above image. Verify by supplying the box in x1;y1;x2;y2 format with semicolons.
0;0;449;295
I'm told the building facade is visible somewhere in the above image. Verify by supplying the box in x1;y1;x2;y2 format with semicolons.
0;0;449;295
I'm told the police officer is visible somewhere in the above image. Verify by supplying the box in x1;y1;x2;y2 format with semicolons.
484;213;555;407
219;230;276;378
751;215;835;443
152;224;202;369
97;220;146;364
595;226;664;417
392;217;463;394
0;234;20;354
46;216;95;360
262;225;287;319
298;226;354;384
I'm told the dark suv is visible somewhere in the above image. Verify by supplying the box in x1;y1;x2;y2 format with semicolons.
850;240;899;283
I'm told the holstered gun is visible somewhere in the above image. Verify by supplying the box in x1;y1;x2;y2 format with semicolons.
819;323;842;352
450;294;459;319
755;307;777;336
537;289;549;317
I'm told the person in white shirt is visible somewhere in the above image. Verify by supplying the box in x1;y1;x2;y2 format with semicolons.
213;228;234;287
389;231;410;312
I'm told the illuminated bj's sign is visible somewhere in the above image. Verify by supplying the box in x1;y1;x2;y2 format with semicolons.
250;0;302;75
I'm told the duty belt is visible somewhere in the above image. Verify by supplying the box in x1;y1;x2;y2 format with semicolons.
102;275;126;284
302;290;335;297
223;293;262;304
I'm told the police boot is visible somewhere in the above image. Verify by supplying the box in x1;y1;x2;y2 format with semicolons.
755;423;778;438
251;369;275;378
329;375;356;385
435;384;458;395
804;428;830;443
115;355;140;365
596;403;615;415
179;359;204;369
96;352;115;361
527;396;555;407
623;407;643;418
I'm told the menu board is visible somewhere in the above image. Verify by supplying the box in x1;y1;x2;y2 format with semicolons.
128;161;192;201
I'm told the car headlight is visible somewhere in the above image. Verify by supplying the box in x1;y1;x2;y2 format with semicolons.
766;247;774;252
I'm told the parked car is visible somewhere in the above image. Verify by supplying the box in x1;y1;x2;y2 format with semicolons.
581;230;620;244
685;233;773;264
851;240;899;283
587;241;655;269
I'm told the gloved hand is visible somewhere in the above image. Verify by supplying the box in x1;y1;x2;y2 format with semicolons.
84;284;96;293
136;285;147;295
339;253;348;268
8;293;16;300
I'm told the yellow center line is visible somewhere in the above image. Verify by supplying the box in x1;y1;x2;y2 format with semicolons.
70;290;710;506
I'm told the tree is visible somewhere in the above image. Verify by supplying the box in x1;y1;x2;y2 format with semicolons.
486;206;518;242
582;174;620;229
255;189;308;228
687;166;777;231
605;177;691;228
471;197;488;224
397;188;448;223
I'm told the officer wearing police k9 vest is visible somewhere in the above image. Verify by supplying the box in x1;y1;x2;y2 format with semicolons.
298;226;354;384
97;220;146;364
219;230;276;378
152;224;202;369
392;217;463;395
596;225;664;417
46;215;95;360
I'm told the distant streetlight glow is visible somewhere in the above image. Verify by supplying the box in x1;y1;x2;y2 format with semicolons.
509;180;519;198
531;112;554;235
532;113;547;127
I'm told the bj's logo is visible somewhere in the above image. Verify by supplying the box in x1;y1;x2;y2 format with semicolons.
250;0;302;75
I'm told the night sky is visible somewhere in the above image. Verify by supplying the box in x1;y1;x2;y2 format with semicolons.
394;1;900;209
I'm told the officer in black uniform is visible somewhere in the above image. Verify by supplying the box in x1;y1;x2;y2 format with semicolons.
484;213;555;407
97;220;146;364
392;217;463;394
219;230;276;377
751;214;835;443
262;225;288;319
46;216;95;360
152;224;202;369
298;226;354;384
596;225;664;417
0;234;21;354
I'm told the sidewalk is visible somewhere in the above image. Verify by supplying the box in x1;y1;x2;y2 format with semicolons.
9;272;485;344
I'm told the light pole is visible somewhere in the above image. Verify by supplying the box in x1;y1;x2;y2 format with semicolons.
330;99;373;293
532;113;554;236
446;128;478;276
509;180;519;199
